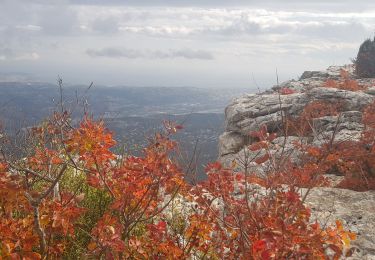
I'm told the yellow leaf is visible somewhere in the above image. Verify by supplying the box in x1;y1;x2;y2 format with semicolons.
342;234;351;247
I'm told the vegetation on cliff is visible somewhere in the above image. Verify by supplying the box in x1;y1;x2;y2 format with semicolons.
2;85;374;258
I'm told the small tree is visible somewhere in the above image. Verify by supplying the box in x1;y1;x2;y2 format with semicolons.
355;37;375;78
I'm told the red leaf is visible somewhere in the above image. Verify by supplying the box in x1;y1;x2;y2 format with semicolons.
205;162;222;173
252;240;266;252
286;190;300;203
279;87;296;95
249;141;268;151
255;154;270;164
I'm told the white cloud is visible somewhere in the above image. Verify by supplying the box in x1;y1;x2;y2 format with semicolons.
14;25;42;31
0;48;40;61
86;47;214;60
99;8;372;42
120;25;196;36
15;52;40;61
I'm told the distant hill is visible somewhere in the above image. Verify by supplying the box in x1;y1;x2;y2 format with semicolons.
0;82;249;179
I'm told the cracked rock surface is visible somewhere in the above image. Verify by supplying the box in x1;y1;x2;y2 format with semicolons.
306;188;375;259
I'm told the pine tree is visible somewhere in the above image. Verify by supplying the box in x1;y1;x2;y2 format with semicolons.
355;37;375;77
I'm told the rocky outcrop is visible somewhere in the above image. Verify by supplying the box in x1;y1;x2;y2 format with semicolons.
219;64;375;258
220;65;375;163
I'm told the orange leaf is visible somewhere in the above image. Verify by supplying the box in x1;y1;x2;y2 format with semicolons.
88;242;97;251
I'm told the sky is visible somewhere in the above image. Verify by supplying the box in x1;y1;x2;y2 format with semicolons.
0;0;375;89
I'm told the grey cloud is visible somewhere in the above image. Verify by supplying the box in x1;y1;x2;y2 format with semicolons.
214;19;369;43
86;48;214;60
169;49;214;60
1;0;78;36
12;0;375;13
37;4;78;35
92;17;119;34
70;0;375;6
86;48;140;58
1;0;374;88
0;0;37;26
67;0;375;13
120;15;370;42
297;21;369;41
0;48;13;60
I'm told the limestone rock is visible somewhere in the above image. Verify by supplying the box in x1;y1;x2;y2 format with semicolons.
218;131;246;156
305;188;375;259
311;111;364;145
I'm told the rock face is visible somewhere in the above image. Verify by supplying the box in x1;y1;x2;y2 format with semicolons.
219;65;375;258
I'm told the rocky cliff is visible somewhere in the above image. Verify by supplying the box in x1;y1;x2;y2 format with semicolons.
219;65;375;259
219;65;375;162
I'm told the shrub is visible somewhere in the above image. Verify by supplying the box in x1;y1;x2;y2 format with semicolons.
286;100;344;136
0;108;359;258
355;37;375;78
325;69;366;91
286;100;375;191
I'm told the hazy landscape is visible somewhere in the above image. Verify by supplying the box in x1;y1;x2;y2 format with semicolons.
0;81;249;179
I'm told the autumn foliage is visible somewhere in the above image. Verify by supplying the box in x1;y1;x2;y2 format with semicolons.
304;100;375;191
1;94;372;259
325;69;366;91
278;87;296;95
286;100;343;136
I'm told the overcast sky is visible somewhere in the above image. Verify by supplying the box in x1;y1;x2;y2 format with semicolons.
1;0;375;89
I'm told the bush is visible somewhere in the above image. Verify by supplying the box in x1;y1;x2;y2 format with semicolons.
285;98;375;191
355;37;375;78
0;106;366;258
325;69;366;91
